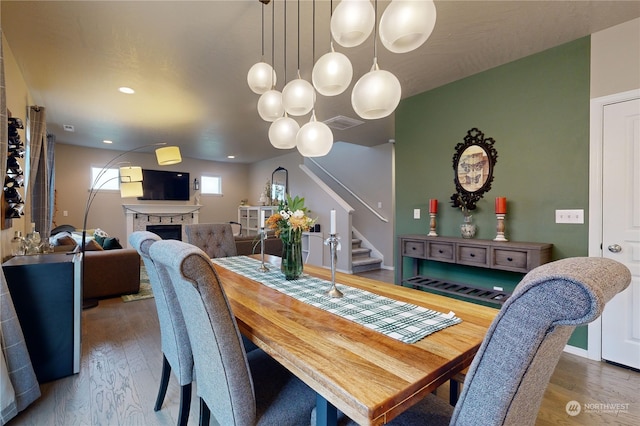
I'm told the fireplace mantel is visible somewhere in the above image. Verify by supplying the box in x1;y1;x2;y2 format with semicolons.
122;204;202;247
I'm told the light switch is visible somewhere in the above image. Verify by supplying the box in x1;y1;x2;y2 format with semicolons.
413;209;421;219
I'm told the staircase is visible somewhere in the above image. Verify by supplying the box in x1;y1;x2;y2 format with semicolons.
351;235;382;273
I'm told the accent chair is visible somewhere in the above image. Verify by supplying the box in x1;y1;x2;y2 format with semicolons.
184;223;237;258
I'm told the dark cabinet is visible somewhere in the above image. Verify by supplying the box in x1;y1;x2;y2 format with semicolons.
2;253;81;383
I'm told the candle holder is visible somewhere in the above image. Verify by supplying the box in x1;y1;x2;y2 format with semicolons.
258;227;270;272
494;214;508;241
325;233;343;298
428;213;438;236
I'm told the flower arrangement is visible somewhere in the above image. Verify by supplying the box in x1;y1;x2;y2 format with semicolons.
266;194;315;238
451;192;474;217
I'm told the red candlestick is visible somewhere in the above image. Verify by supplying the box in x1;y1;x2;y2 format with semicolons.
429;199;438;214
495;197;507;214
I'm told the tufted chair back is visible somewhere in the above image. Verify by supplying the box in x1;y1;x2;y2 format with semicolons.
129;231;194;425
184;223;237;258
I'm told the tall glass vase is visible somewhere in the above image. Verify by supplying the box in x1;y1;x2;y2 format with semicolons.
280;228;303;280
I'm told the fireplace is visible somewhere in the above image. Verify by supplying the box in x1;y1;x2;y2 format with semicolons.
122;204;201;248
147;224;182;241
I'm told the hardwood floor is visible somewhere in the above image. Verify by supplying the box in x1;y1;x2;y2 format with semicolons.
8;269;640;426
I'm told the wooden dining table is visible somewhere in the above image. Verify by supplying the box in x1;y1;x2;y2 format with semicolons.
213;255;498;426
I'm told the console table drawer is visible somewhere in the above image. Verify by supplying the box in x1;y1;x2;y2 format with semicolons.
402;240;427;259
428;241;455;262
458;245;489;267
493;249;528;272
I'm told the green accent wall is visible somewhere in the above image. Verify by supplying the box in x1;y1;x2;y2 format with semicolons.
395;37;591;349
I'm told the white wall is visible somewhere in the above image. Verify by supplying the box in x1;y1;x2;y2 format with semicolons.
591;18;640;98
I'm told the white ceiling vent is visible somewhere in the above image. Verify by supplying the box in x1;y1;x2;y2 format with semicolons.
323;115;364;131
63;124;75;132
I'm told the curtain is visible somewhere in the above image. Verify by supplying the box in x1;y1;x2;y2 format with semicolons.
27;105;52;238
0;30;41;424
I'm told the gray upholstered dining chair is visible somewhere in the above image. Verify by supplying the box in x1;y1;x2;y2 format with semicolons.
129;231;193;426
184;223;238;258
330;257;631;426
148;239;318;426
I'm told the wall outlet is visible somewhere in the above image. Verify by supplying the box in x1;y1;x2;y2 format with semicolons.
413;209;421;219
555;209;584;224
63;210;68;217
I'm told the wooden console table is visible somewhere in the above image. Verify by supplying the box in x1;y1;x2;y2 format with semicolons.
399;235;552;304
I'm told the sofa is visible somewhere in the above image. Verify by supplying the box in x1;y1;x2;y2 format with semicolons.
50;226;141;301
235;233;283;256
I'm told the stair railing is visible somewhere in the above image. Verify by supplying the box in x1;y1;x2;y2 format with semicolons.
307;158;389;223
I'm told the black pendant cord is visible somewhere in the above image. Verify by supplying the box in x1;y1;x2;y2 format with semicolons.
261;2;265;60
374;0;378;60
329;0;333;45
297;0;301;74
284;0;287;82
312;0;316;64
271;0;275;88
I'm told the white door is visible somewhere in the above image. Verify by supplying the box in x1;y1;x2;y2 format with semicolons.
601;97;640;369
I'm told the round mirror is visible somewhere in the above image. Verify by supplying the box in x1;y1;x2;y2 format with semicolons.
451;128;498;211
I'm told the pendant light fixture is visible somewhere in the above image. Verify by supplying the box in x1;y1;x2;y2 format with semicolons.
296;111;333;157
281;0;315;116
270;0;300;149
247;1;277;94
312;0;353;96
257;1;284;122
351;0;401;120
297;0;333;157
330;0;375;48
379;0;437;54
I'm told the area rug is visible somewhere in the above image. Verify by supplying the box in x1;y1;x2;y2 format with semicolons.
122;265;154;302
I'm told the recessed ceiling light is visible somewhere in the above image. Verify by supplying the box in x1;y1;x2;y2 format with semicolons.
103;140;113;144
118;87;135;94
227;155;235;159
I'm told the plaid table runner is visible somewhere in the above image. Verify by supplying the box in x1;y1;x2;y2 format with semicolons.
212;256;462;344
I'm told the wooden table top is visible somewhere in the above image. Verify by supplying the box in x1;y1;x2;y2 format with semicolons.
214;255;498;425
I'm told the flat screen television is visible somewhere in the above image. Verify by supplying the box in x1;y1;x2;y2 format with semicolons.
138;169;190;201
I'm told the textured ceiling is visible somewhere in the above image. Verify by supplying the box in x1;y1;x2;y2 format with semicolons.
2;1;639;163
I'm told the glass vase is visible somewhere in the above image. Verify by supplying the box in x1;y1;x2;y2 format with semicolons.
460;215;476;239
280;229;303;280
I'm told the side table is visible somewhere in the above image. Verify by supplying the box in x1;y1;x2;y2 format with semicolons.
2;252;81;383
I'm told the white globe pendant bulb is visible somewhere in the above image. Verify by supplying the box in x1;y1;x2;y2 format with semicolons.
312;42;354;96
330;0;375;48
282;75;316;116
351;58;401;120
269;114;300;149
257;89;284;122
379;0;437;53
296;111;334;157
247;62;277;94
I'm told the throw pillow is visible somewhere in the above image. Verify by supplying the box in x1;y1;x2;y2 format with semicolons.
94;228;109;239
94;234;106;247
83;239;104;251
102;237;123;250
56;235;77;247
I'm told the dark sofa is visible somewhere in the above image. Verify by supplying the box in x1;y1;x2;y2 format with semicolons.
234;233;283;256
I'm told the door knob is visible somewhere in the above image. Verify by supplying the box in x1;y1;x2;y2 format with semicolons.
607;244;622;253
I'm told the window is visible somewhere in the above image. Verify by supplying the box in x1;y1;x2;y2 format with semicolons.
90;167;120;191
201;175;222;195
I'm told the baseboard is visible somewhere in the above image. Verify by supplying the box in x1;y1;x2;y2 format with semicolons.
563;344;589;359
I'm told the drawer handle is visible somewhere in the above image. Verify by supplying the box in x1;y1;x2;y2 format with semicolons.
507;257;513;262
470;253;475;257
412;247;416;250
438;249;443;254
